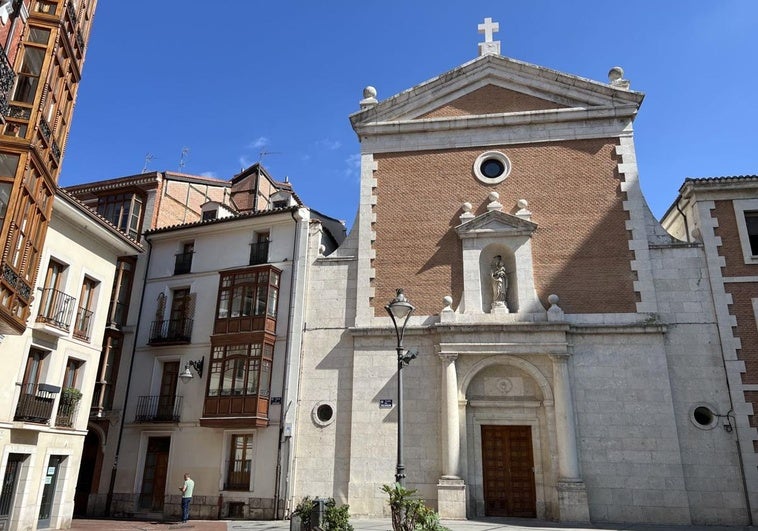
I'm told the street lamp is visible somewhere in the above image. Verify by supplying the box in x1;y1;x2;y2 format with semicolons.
385;288;417;486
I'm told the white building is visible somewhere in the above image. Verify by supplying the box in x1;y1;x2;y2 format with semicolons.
0;189;141;530
290;19;750;525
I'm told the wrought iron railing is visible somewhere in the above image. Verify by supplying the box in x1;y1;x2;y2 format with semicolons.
3;263;32;302
65;0;76;23
174;251;193;275
0;46;14;118
76;29;85;51
148;317;193;343
14;383;58;424
38;115;52;141
55;393;81;427
225;459;251;490
249;241;269;265
73;306;93;341
134;395;182;422
36;287;76;330
51;138;61;162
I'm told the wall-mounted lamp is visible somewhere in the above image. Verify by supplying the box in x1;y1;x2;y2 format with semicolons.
179;356;204;384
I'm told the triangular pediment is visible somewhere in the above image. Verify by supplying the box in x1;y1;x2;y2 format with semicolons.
456;210;537;238
419;84;567;119
351;54;644;129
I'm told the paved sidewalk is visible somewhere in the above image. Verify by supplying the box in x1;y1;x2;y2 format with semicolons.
70;518;756;531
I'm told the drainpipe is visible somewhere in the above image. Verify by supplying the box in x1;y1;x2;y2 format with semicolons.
105;237;153;516
273;208;307;518
674;195;690;243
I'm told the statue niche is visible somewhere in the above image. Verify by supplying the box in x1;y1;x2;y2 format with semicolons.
480;248;516;313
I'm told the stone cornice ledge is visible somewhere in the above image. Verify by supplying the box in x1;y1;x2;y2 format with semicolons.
568;323;666;335
354;105;638;136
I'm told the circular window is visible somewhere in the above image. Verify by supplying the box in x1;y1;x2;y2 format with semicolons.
473;151;511;184
690;404;717;430
312;402;335;427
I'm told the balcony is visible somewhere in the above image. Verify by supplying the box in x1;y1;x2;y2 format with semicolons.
134;395;182;423
14;383;59;424
73;306;93;341
149;318;193;344
0;46;15;118
55;389;82;428
174;251;193;275
36;287;76;331
249;241;269;265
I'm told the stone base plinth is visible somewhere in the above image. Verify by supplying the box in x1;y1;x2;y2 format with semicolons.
437;477;466;519
557;479;590;523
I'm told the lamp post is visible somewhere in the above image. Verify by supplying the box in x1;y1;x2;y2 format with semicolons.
385;288;416;486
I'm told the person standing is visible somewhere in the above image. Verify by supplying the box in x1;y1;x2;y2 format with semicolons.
179;472;195;523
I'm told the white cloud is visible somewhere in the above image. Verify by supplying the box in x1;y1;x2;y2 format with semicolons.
239;156;252;169
316;138;342;151
248;137;269;149
200;171;218;179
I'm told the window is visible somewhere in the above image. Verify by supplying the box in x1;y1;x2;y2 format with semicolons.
11;27;50;105
473;151;512;184
0;153;19;227
37;259;75;329
174;242;194;275
732;200;758;264
73;276;98;341
62;358;81;389
202;209;216;221
149;288;194;343
216;267;279;320
207;343;273;398
226;434;253;490
249;231;270;265
93;333;121;414
96;193;144;239
745;212;758;256
15;348;54;423
108;257;134;327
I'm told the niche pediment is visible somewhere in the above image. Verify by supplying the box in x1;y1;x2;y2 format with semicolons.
456;210;537;239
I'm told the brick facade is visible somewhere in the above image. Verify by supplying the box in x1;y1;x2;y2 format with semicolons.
420;85;566;119
372;139;636;315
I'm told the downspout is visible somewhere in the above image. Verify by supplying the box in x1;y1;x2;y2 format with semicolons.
105;237;153;516
273;208;306;518
674;195;690;243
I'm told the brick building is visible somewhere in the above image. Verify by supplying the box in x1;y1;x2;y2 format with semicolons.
292;19;750;525
661;176;758;524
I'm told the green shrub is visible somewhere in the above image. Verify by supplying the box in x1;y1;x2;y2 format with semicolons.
381;484;449;531
291;496;353;531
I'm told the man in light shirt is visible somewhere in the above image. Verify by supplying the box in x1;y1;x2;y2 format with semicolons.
179;472;195;523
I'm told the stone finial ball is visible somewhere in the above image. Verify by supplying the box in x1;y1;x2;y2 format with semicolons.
462;202;472;212
443;295;453;306
608;66;624;83
488;191;499;201
548;294;559;305
517;199;528;209
363;86;377;99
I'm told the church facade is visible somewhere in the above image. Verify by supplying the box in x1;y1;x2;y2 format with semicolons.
291;20;751;525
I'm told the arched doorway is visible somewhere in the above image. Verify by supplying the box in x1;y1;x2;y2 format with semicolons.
74;429;103;516
461;356;558;519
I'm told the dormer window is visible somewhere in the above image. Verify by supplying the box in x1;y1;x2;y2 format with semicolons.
272;200;287;209
202;209;217;221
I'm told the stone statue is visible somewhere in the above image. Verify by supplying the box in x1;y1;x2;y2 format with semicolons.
491;255;508;309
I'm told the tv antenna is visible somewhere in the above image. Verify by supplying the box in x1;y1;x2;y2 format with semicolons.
142;153;155;173
178;147;190;171
258;150;281;163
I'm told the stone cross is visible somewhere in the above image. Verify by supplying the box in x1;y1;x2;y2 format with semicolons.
478;17;499;42
477;17;501;56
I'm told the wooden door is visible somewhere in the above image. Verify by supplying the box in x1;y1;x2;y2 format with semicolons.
139;437;170;511
481;425;536;517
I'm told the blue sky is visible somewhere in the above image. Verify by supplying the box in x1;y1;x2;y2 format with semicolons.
59;1;758;228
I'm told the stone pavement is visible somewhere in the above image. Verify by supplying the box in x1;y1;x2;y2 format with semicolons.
69;518;756;531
